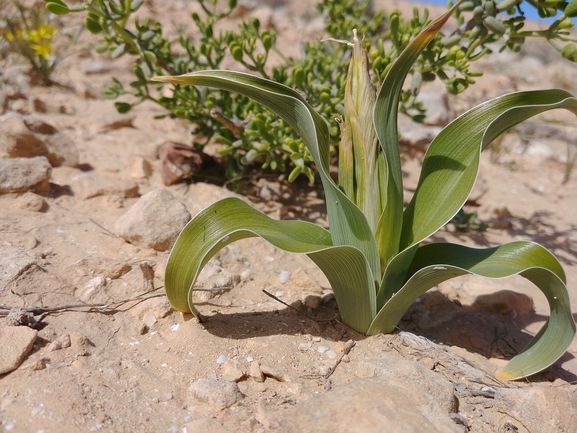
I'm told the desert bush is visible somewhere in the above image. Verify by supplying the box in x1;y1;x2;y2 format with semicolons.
157;5;576;380
45;0;577;181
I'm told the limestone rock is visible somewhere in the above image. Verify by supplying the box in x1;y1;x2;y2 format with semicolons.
0;156;52;194
0;116;79;167
188;378;244;412
72;174;139;199
114;189;191;251
17;192;46;211
354;350;456;413
279;375;462;433
0;116;48;159
48;334;71;352
43;131;80;167
0;245;36;292
0;325;38;374
497;386;577;433
122;263;155;295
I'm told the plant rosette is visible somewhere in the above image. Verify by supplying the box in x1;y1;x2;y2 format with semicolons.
154;5;576;380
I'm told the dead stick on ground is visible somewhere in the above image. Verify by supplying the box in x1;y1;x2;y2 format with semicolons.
262;289;334;323
302;340;357;380
0;288;166;316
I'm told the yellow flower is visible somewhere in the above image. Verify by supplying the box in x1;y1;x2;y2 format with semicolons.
30;39;53;60
4;29;25;42
28;24;58;42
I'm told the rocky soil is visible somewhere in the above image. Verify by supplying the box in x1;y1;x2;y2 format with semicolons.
1;1;577;432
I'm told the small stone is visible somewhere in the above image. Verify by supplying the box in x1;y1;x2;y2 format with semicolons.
326;350;337;359
157;141;204;185
142;312;157;328
17;192;46;212
222;360;247;382
0;325;38;374
279;271;291;284
249;361;264;382
33;98;47;113
418;356;435;370
0;116;48;159
69;332;91;347
77;176;139;199
187;378;243;411
43;131;80;167
301;294;321;309
23;236;39;250
114;189;191;251
48;334;71;352
298;342;312;352
129;156;152;179
240;269;253;281
158;393;173;402
0;156;52;194
122;263;155;295
80;276;107;302
450;413;469;427
318;345;329;353
216;354;227;365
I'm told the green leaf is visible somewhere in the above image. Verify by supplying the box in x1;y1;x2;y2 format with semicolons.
45;1;70;15
367;242;575;380
373;3;458;267
401;90;577;250
84;17;103;34
152;70;381;280
165;198;376;333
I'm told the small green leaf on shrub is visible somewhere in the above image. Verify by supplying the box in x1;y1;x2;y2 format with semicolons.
45;1;70;15
114;102;132;113
84;17;102;34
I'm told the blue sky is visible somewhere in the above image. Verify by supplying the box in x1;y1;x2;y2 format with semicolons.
410;0;564;23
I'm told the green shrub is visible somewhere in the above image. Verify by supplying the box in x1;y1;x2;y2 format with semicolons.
45;0;577;181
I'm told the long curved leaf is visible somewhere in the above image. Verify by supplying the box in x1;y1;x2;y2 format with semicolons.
373;3;459;267
367;242;575;380
401;90;577;250
153;71;381;280
165;197;376;333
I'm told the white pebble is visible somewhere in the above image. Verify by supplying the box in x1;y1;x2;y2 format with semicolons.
275;290;285;297
312;336;321;342
326;350;337;359
318;345;329;353
216;354;227;364
279;271;291;284
159;393;173;402
246;356;254;362
171;324;179;332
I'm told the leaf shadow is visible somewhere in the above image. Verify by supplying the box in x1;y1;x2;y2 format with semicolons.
399;290;577;383
189;298;363;343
